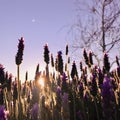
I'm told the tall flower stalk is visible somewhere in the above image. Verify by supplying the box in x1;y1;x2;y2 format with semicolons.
0;64;6;108
103;53;110;73
15;37;24;119
58;51;63;75
43;44;50;85
71;61;78;120
51;53;54;75
65;44;69;75
101;76;116;120
116;56;119;66
71;61;78;83
25;71;28;81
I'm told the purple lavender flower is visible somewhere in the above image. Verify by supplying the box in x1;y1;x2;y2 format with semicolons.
5;72;8;82
117;66;120;78
79;82;84;98
0;106;6;120
80;61;83;71
102;77;115;102
56;86;61;96
61;93;70;120
83;91;90;105
83;75;87;86
55;86;62;111
62;72;67;82
51;54;54;68
15;37;24;65
116;56;119;66
89;51;93;65
43;43;50;64
6;74;12;91
83;49;89;66
0;87;4;105
0;64;5;85
25;71;28;81
71;61;78;81
31;103;39;120
98;68;104;88
61;73;68;94
103;53;110;73
55;56;58;72
90;73;98;97
83;66;87;75
62;92;68;103
65;44;68;56
77;110;83;120
57;74;61;86
101;76;116;120
57;51;63;75
68;57;70;64
92;65;98;74
31;86;40;104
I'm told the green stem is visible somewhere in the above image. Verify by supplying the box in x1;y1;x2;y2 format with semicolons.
94;97;100;120
4;88;7;109
17;65;22;120
73;86;76;120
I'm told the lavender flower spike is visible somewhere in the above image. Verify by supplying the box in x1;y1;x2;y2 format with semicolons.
0;106;8;120
101;76;116;120
31;103;39;120
103;53;110;73
117;66;120;78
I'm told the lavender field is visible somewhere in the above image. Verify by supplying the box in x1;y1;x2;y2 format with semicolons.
0;37;120;120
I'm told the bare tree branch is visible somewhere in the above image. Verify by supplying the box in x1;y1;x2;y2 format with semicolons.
70;0;120;68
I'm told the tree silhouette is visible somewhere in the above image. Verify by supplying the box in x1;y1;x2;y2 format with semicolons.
71;0;120;67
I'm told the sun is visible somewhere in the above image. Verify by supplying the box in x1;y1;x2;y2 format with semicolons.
38;77;44;88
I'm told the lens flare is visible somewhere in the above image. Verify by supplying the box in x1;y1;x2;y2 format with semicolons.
38;78;44;88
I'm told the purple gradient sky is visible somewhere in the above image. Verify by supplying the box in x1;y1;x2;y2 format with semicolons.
0;0;76;81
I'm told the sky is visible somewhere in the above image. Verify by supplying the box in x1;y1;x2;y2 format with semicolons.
0;0;76;82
